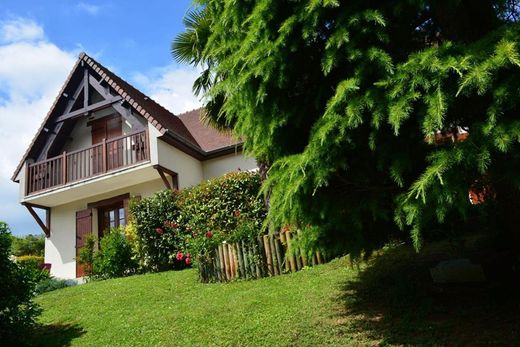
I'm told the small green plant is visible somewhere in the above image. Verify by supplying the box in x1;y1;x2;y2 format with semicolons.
35;277;76;294
92;227;138;279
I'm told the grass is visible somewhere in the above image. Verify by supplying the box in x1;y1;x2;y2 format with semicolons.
33;240;520;346
35;258;357;347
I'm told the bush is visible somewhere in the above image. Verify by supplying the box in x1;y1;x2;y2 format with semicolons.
0;222;41;343
92;227;138;279
11;234;44;257
78;234;96;277
35;278;76;295
130;171;267;271
16;255;44;267
129;190;186;271
16;255;50;285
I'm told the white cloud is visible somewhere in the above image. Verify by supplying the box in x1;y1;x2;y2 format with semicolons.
0;19;77;235
0;18;44;43
76;3;101;16
132;65;202;115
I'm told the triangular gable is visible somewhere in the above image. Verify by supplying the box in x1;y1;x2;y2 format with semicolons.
12;52;202;181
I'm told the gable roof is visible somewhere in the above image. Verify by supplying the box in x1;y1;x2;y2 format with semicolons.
12;52;241;181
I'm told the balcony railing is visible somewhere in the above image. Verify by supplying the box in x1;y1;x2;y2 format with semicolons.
26;130;149;195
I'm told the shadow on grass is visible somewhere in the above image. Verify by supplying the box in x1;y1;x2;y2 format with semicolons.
336;242;520;346
25;323;85;347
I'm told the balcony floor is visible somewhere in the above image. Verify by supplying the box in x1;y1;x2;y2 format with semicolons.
22;162;157;207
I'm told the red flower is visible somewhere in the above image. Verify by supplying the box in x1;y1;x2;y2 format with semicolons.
234;209;241;217
185;257;192;265
206;231;213;238
176;252;184;261
185;253;191;258
155;227;164;235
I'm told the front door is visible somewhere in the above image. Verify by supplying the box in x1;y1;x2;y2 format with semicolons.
76;208;93;278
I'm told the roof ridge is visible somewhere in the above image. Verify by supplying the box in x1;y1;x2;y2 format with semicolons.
80;53;201;148
177;107;203;118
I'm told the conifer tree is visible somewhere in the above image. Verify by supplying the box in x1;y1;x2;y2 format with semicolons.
174;1;520;256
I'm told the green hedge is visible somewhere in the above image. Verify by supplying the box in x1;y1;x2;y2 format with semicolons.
130;171;267;271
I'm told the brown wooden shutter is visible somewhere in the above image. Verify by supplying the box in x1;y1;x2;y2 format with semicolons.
76;208;92;278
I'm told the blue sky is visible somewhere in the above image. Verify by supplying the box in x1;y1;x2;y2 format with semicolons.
0;1;201;236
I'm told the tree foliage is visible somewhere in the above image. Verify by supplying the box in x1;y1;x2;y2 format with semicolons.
174;1;520;256
11;234;45;257
0;222;41;343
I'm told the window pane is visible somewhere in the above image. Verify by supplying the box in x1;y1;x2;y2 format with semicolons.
109;210;115;228
119;208;126;227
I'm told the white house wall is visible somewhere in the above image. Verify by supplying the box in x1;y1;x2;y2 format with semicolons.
202;153;257;180
62;106;145;153
156;138;203;189
46;178;165;279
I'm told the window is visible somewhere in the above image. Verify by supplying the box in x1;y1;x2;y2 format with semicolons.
100;203;126;237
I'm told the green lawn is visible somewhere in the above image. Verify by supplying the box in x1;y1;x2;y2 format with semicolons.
34;243;520;346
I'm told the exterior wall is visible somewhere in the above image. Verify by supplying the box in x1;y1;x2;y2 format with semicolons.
46;178;165;279
156;138;204;189
202;153;257;180
62;106;144;153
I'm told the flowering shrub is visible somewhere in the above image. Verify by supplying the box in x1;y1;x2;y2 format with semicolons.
129;190;189;271
130;171;267;272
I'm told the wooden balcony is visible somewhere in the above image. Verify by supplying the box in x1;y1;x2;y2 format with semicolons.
26;130;149;195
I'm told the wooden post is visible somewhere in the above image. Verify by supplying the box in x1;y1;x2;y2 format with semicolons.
274;235;284;274
256;236;264;278
316;251;323;264
285;231;297;272
228;243;235;280
250;242;257;278
236;242;245;279
263;235;273;276
279;232;290;272
218;244;226;281
62;151;67;184
102;138;107;173
297;230;308;267
269;235;279;276
241;241;249;278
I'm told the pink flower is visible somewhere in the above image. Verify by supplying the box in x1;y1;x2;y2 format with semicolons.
185;257;192;265
176;252;184;261
206;231;213;238
155;227;164;235
185;253;191;258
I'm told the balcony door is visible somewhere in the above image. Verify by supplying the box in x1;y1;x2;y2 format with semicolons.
91;115;122;174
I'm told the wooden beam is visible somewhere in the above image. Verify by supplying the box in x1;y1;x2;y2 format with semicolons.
37;71;87;161
156;167;172;190
54;96;122;123
153;165;178;191
22;202;50;237
83;68;89;108
87;193;130;209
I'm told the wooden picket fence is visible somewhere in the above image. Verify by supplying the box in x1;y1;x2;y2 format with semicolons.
198;230;326;283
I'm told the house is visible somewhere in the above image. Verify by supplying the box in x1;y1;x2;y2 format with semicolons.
11;52;257;279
